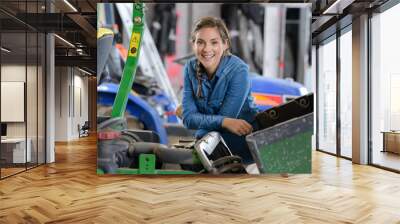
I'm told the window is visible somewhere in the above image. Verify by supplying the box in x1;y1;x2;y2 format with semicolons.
339;28;352;158
371;3;400;171
317;36;337;154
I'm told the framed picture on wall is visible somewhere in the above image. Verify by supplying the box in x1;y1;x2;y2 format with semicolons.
1;81;25;122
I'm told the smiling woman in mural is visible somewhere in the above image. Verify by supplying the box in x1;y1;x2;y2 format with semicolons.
181;16;259;163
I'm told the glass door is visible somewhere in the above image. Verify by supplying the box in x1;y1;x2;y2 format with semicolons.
317;36;337;155
339;28;352;159
370;3;400;171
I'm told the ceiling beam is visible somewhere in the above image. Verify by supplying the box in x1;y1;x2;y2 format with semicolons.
55;55;96;71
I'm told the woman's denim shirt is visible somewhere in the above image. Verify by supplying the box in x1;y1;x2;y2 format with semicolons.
182;55;259;138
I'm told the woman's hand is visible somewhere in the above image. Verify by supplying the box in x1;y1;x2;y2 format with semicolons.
175;104;183;119
222;118;253;136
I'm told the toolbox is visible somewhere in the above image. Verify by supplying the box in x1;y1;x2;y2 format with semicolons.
246;93;314;174
246;113;313;174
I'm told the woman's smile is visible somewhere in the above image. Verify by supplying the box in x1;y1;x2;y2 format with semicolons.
192;27;227;75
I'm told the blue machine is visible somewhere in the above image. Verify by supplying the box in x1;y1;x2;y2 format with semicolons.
98;83;169;144
250;73;307;111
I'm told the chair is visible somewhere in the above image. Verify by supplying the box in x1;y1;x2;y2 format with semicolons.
78;121;90;138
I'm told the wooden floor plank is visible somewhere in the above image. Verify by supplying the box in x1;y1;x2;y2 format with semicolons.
0;135;400;223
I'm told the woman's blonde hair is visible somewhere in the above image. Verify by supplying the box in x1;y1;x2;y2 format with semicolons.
191;17;232;98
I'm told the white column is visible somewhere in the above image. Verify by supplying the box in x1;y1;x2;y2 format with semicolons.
263;6;282;78
46;33;55;163
54;67;75;141
176;3;191;58
352;14;369;164
297;7;311;85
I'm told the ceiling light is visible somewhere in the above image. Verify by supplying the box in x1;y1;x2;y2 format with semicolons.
322;0;354;15
323;0;341;14
54;34;75;48
63;0;78;12
1;47;11;53
77;67;92;76
76;48;86;56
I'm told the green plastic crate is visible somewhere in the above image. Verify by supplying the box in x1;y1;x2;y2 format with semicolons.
246;113;313;174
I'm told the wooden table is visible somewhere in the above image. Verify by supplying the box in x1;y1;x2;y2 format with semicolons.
381;131;400;154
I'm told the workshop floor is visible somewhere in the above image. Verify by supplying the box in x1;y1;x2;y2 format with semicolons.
0;135;400;223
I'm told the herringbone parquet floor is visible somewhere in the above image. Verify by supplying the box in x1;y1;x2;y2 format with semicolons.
1;135;400;223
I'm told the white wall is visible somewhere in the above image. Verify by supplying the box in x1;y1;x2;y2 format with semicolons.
54;67;89;141
55;66;68;141
1;65;29;137
72;72;89;138
1;64;46;164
